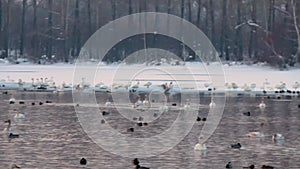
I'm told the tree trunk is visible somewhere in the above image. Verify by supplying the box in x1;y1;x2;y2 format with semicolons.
235;0;243;61
188;0;192;22
46;0;53;60
220;0;228;60
181;0;184;19
72;0;80;58
111;0;116;20
180;0;185;59
4;0;11;58
248;0;257;59
209;0;215;45
20;0;27;57
0;0;2;57
204;3;209;36
129;0;133;14
31;0;38;61
167;0;171;14
87;0;92;36
63;0;69;62
197;0;202;28
96;1;100;28
267;0;275;32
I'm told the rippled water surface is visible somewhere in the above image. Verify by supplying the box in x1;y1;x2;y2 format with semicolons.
0;92;299;169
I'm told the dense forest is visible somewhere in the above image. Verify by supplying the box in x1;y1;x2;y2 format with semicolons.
0;0;300;68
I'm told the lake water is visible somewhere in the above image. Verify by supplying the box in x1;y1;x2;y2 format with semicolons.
0;91;299;169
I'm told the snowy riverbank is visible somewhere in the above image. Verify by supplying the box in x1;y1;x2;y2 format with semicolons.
0;62;299;92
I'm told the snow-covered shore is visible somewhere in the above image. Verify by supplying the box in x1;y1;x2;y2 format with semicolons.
0;62;299;92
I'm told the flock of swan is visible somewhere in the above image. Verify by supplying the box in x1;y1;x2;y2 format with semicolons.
0;77;300;95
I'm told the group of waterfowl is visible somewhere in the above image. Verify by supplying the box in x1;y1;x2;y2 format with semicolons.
219;80;300;92
3;119;21;168
192;95;292;169
2;93;53;168
226;162;274;169
1;76;300;95
1;78;298;168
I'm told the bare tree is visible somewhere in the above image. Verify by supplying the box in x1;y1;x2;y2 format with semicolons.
4;0;11;58
46;0;53;59
87;0;92;36
234;0;243;61
31;0;38;61
72;0;80;58
128;0;133;14
188;0;192;22
220;0;229;60
111;0;116;20
291;0;300;63
209;0;215;45
181;0;184;19
197;0;202;28
62;0;69;62
248;0;257;59
267;0;275;32
20;0;27;57
0;0;2;56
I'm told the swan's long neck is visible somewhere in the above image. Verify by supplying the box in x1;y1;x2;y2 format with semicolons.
7;122;11;130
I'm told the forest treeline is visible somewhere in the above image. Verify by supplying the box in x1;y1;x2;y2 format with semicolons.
0;0;300;68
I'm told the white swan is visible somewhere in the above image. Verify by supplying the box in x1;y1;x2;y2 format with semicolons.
259;97;266;110
242;84;252;92
272;133;284;141
9;163;20;169
143;95;150;107
131;81;140;88
17;79;24;87
3;120;12;134
209;98;216;109
250;83;256;90
259;102;266;109
225;83;232;90
160;102;169;113
81;78;91;88
292;82;299;91
261;78;271;90
275;81;286;90
204;83;212;88
246;131;264;138
132;95;143;108
105;100;112;107
194;143;207;151
144;82;152;88
14;112;25;119
180;100;191;111
35;78;41;86
232;82;239;90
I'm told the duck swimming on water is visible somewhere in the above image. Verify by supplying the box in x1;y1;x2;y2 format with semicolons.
225;162;232;168
231;143;242;149
242;164;255;169
133;158;150;169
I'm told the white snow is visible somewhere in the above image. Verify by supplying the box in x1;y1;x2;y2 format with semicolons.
0;62;299;91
